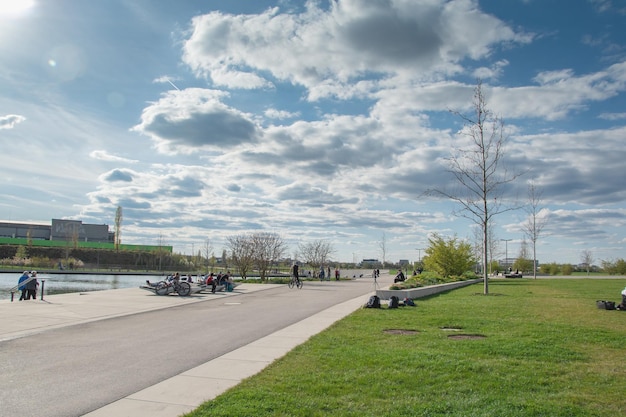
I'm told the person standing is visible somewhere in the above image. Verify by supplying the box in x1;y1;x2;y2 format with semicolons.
26;271;39;300
17;271;29;301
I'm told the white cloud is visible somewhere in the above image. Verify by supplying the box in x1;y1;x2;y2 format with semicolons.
89;150;138;163
182;0;531;99
264;108;300;120
2;0;625;264
0;114;26;129
132;88;261;154
472;59;509;80
599;112;626;120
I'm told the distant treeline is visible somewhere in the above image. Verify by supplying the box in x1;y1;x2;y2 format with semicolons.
0;244;184;272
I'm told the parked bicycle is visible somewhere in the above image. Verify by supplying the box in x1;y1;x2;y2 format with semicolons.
154;276;191;296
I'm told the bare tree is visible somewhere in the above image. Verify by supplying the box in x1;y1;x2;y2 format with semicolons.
513;238;533;273
71;227;79;249
471;223;500;275
114;206;123;251
427;82;522;294
298;240;335;271
226;234;255;279
156;233;166;271
202;238;214;274
251;232;287;281
378;232;387;268
522;181;548;279
580;249;594;275
221;249;228;269
487;225;500;274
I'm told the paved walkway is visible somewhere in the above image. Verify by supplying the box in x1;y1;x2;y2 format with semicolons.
1;278;388;417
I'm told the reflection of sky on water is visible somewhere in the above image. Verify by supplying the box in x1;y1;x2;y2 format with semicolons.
0;274;165;301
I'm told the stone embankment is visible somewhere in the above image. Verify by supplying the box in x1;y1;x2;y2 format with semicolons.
376;278;483;300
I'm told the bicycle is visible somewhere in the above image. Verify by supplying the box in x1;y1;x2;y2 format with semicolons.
288;275;303;289
154;277;191;296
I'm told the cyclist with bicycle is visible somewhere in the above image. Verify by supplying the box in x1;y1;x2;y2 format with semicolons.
289;262;302;288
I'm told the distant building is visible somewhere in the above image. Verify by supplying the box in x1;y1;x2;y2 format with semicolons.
0;219;114;243
360;258;382;267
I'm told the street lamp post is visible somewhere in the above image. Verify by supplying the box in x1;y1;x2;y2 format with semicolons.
415;248;424;263
500;239;512;271
415;248;424;274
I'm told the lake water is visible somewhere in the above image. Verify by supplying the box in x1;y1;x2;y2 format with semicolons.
0;272;170;301
0;269;378;301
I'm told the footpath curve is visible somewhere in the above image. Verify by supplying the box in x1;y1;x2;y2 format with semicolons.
1;275;391;417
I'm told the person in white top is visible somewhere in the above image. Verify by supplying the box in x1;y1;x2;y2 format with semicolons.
618;286;626;310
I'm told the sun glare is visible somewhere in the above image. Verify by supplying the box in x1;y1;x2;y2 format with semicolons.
0;0;35;18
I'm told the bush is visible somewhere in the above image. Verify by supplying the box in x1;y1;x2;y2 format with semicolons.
423;234;475;278
388;270;476;290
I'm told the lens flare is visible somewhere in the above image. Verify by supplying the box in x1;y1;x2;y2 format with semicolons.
0;0;36;18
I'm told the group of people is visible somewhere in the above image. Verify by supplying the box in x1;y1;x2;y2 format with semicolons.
316;266;341;281
17;271;39;301
145;271;234;293
204;272;233;293
290;263;341;282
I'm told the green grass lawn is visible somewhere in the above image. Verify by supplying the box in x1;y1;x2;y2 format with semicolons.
185;279;626;417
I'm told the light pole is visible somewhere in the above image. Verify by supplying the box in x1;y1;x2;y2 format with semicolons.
415;248;424;273
500;239;512;271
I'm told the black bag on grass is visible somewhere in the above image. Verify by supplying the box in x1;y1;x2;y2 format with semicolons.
365;295;381;308
388;295;399;309
596;300;616;310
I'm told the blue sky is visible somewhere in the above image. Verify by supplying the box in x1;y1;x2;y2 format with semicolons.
1;0;625;266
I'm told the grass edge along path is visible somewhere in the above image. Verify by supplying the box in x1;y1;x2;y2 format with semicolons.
185;279;626;417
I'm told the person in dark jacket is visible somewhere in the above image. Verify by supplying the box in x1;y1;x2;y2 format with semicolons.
26;271;39;300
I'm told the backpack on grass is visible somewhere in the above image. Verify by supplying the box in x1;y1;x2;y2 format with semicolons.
403;297;416;307
365;295;381;308
388;295;399;309
596;300;616;310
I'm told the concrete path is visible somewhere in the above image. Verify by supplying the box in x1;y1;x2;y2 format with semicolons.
1;275;391;417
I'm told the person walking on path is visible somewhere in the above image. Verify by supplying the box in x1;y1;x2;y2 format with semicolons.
17;271;29;301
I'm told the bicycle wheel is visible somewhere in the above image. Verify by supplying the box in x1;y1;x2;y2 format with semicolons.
155;281;169;296
177;281;191;296
288;278;294;289
296;279;303;289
